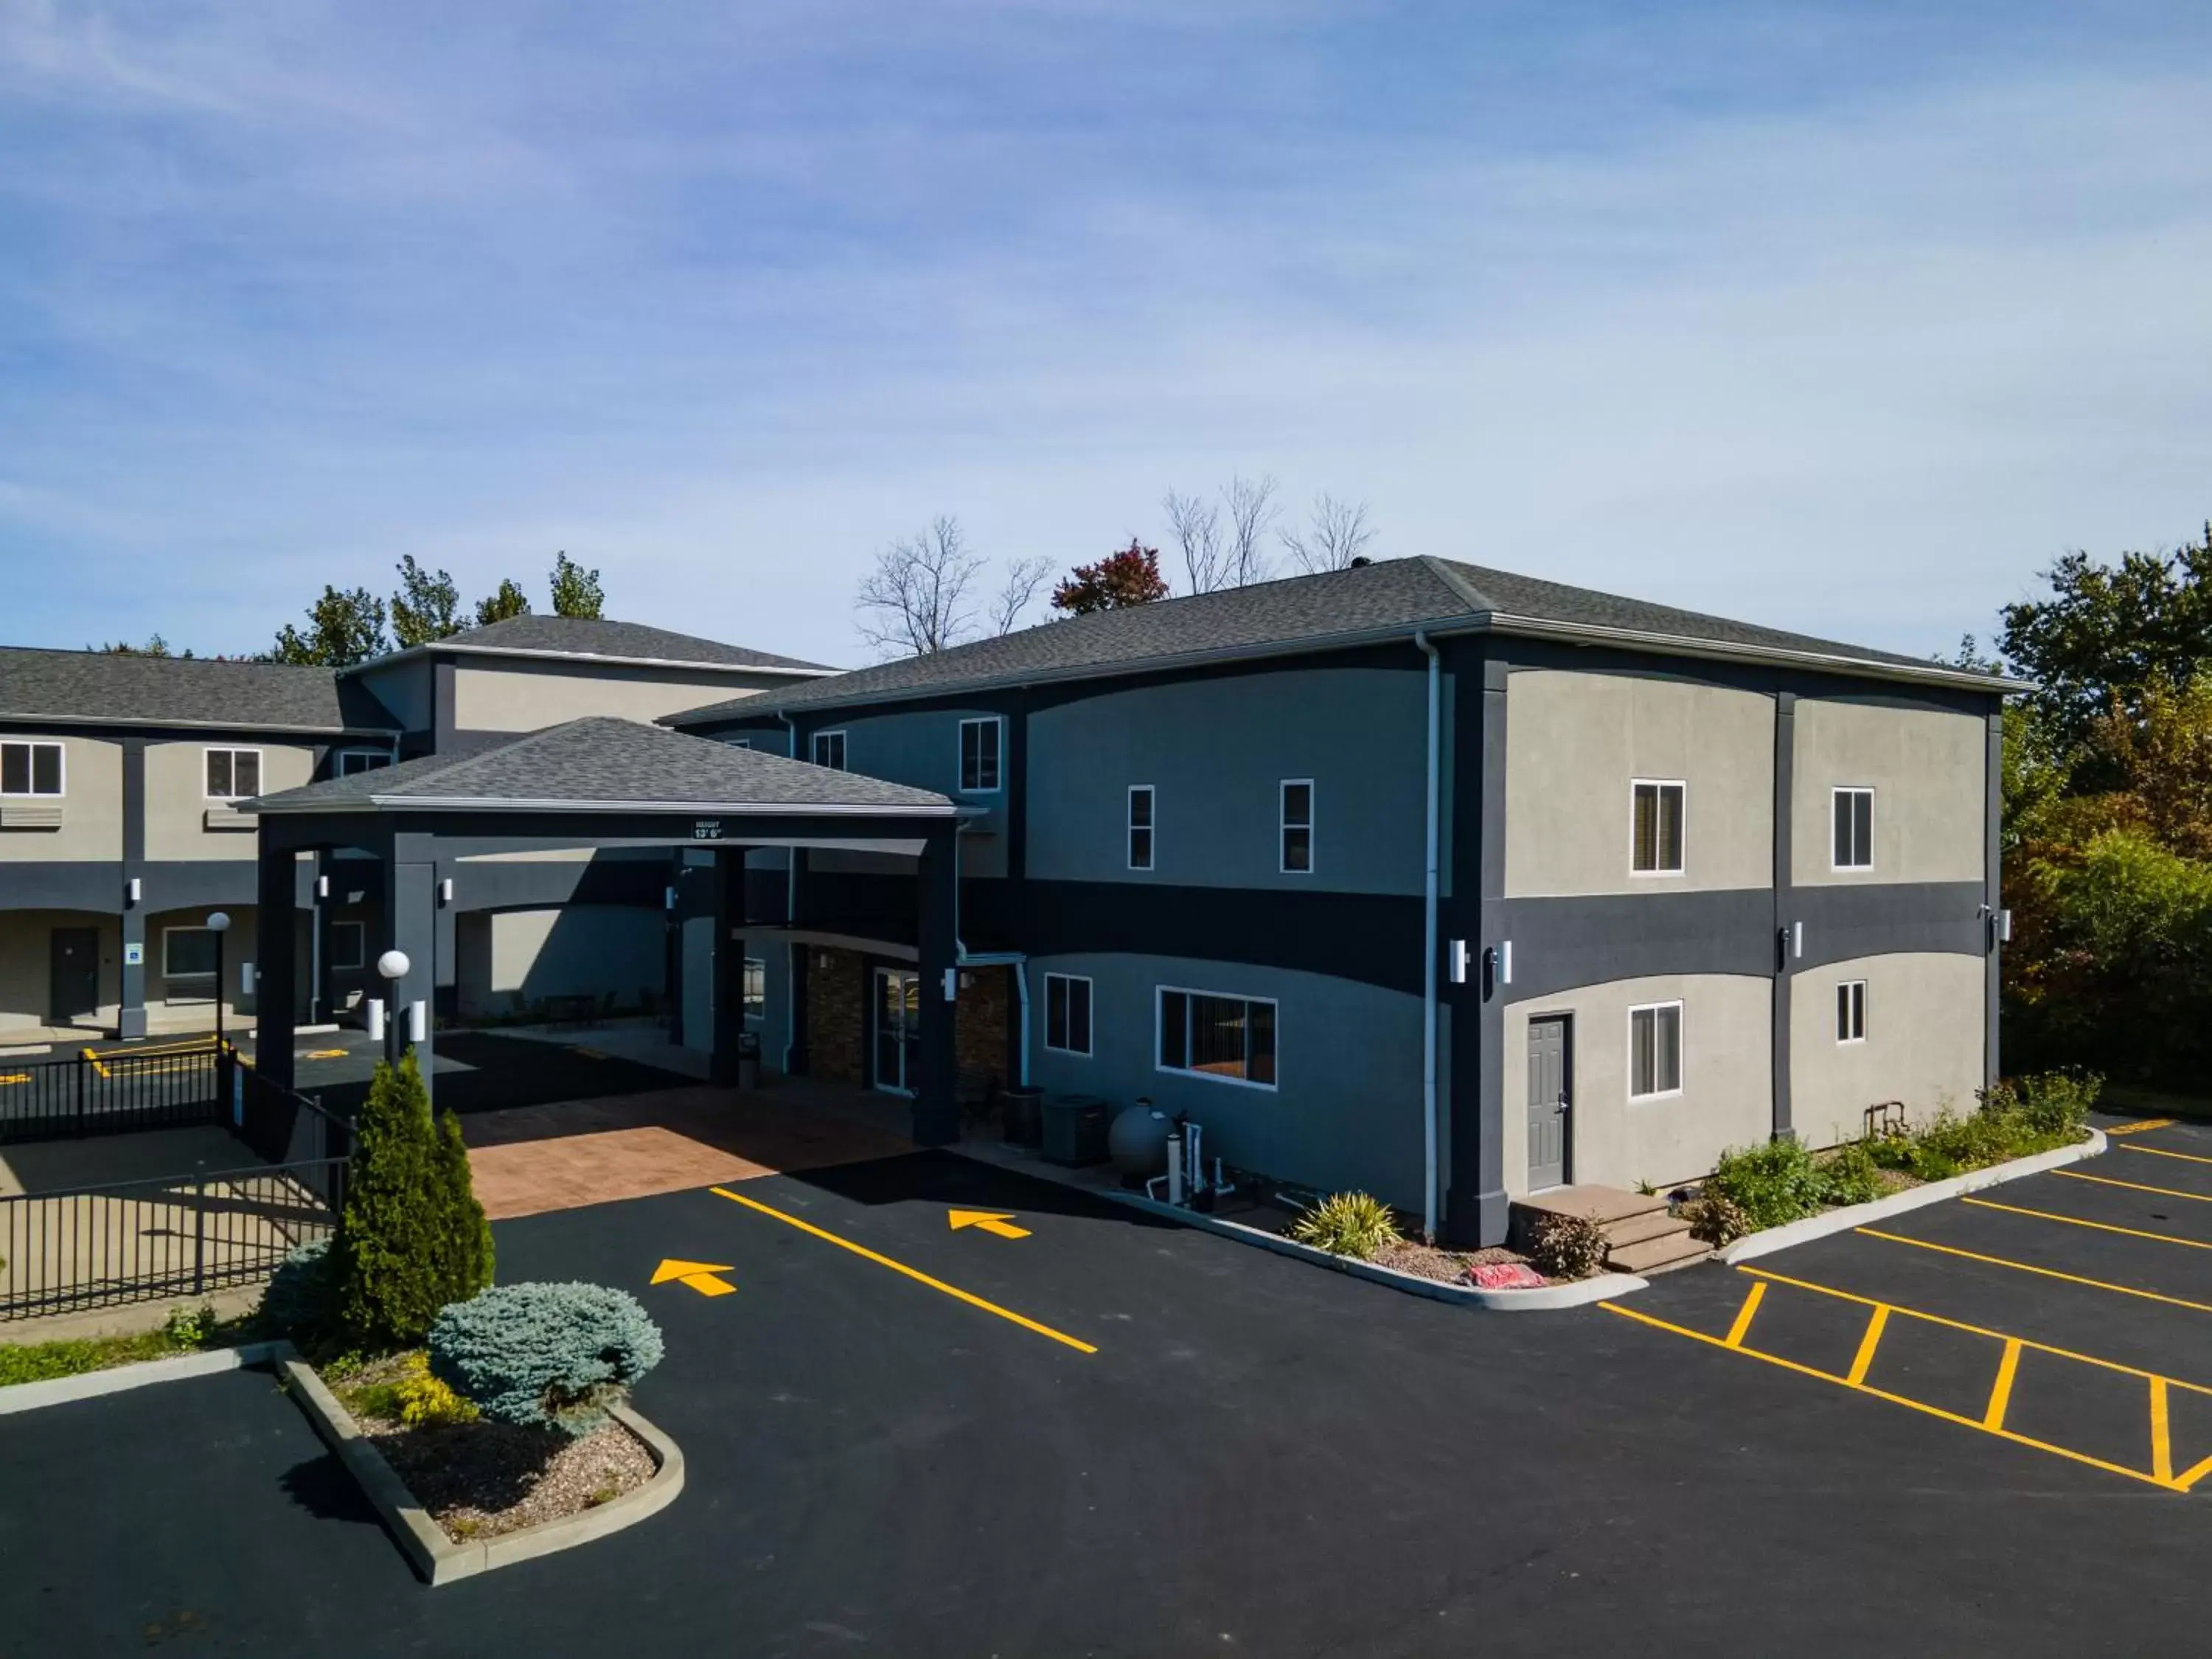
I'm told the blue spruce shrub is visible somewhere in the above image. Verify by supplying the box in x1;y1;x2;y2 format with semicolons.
260;1237;337;1339
427;1283;664;1436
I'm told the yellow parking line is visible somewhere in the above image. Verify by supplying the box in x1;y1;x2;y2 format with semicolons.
1845;1304;1888;1386
2053;1169;2212;1204
1857;1227;2212;1317
2152;1377;2173;1486
1983;1339;2023;1430
2104;1119;2177;1137
1723;1280;1766;1348
2122;1144;2212;1169
1961;1197;2212;1251
709;1186;1097;1356
2178;1453;2212;1493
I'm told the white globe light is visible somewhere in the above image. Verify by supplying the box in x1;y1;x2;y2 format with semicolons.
206;911;232;933
376;950;411;981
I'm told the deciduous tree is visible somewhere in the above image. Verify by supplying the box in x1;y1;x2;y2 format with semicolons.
1051;541;1168;616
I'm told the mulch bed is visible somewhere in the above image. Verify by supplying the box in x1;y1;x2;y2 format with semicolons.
1370;1239;1543;1286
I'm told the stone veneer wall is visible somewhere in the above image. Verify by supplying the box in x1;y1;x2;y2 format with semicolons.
802;949;1009;1091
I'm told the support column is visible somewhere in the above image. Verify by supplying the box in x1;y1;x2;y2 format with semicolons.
381;838;439;1101
118;737;147;1039
254;839;299;1095
1772;691;1796;1141
710;846;745;1086
1443;646;1509;1247
787;940;811;1076
914;825;959;1146
1985;705;2004;1088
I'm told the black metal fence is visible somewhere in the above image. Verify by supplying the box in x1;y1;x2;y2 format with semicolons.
0;1157;347;1320
233;1063;352;1167
0;1043;223;1144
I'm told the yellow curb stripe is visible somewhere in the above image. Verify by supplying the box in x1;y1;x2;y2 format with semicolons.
2104;1119;2177;1137
1961;1196;2212;1251
1722;1279;1766;1349
2052;1169;2212;1204
709;1186;1096;1355
1856;1226;2212;1318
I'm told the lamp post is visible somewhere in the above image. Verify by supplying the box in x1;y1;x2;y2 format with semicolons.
206;912;232;1054
376;949;411;1069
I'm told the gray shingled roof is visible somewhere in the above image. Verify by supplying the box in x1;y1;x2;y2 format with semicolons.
414;614;834;674
668;554;2013;725
249;716;953;815
0;647;394;734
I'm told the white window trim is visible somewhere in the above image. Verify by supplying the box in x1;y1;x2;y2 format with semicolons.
1836;978;1867;1045
1279;778;1315;875
162;924;219;980
1043;971;1093;1057
722;737;754;751
1629;778;1687;877
812;729;849;771
1627;999;1684;1102
204;745;265;801
956;716;1004;796
1831;785;1876;872
329;920;366;972
1;739;66;798
1127;784;1155;872
743;956;768;1021
1154;983;1279;1093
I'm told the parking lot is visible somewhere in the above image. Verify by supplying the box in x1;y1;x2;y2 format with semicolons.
3;1119;2209;1655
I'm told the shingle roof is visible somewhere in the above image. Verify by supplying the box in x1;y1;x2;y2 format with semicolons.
408;614;834;674
249;716;953;815
0;647;394;734
668;554;2014;725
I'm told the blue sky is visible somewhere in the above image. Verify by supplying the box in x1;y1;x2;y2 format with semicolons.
3;1;2209;667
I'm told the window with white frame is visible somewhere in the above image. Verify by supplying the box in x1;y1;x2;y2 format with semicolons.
811;730;847;771
204;747;262;800
1158;987;1276;1088
1628;1001;1683;1099
1832;787;1874;869
163;925;220;981
1631;780;1686;874
1044;973;1092;1055
335;750;391;777
0;740;63;796
1835;979;1866;1043
1280;780;1314;874
744;957;766;1018
1127;785;1155;871
330;921;366;971
720;737;753;750
959;717;1002;793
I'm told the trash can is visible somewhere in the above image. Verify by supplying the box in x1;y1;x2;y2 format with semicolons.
1042;1093;1110;1167
1000;1085;1043;1148
737;1029;762;1092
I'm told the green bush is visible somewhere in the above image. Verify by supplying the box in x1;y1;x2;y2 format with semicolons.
1524;1211;1607;1279
1705;1138;1830;1231
1817;1140;1885;1208
428;1283;664;1436
1687;1194;1750;1247
163;1304;218;1349
260;1238;338;1340
1983;1070;2102;1139
1287;1192;1401;1260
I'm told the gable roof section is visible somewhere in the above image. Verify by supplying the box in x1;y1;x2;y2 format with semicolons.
357;615;836;676
0;647;394;735
248;716;953;816
667;554;2016;726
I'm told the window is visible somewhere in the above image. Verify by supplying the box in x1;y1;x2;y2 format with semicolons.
1045;973;1092;1055
1836;979;1866;1043
335;750;391;777
1127;785;1155;871
1280;780;1314;874
1628;1001;1683;1099
1832;787;1874;870
721;737;753;751
1631;780;1686;874
0;740;63;797
163;926;219;980
959;717;1003;793
205;747;262;800
330;921;366;971
1158;987;1277;1088
812;730;847;771
744;957;766;1019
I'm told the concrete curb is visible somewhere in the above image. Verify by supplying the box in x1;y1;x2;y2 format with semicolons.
1099;1189;1648;1310
1717;1129;2108;1265
279;1355;684;1586
0;1340;288;1415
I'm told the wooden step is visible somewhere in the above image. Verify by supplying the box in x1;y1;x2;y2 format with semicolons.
1606;1231;1711;1276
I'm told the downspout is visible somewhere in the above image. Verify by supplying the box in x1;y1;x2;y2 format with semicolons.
1415;630;1441;1241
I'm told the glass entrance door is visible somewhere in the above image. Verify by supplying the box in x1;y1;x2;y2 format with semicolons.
874;968;920;1095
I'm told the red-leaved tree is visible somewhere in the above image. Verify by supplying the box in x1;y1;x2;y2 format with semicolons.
1052;540;1169;616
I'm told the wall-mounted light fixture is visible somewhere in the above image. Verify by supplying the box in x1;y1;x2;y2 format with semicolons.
316;874;330;899
125;877;141;905
1792;921;1804;959
438;877;454;905
1447;939;1470;984
1999;908;2013;942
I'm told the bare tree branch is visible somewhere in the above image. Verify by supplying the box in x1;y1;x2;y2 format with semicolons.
989;555;1053;636
1163;488;1222;595
1222;473;1279;588
854;515;983;658
1281;494;1377;574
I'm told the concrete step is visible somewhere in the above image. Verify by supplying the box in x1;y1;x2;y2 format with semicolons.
1604;1207;1696;1250
1606;1231;1712;1276
1515;1184;1669;1226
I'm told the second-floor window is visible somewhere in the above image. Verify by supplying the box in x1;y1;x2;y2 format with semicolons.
812;730;847;771
1280;780;1314;873
1127;785;1155;870
1832;787;1874;870
205;748;262;800
1045;973;1092;1055
959;717;1002;792
0;740;63;796
1632;780;1686;874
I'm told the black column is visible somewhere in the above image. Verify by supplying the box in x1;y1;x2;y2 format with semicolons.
1772;690;1796;1140
787;940;811;1076
254;838;299;1094
913;825;959;1146
1984;704;2004;1088
119;738;148;1039
710;846;745;1085
1442;645;1509;1247
380;835;439;1100
432;857;459;1020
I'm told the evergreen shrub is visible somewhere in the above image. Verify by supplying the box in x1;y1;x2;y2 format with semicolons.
428;1283;664;1436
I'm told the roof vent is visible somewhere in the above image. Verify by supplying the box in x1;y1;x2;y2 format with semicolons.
1349;556;1371;568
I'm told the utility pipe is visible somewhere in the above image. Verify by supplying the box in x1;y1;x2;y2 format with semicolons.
1415;630;1441;1240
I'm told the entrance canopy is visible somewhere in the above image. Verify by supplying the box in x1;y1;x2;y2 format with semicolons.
246;717;971;1141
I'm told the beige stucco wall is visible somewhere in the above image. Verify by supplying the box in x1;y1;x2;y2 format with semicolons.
1792;700;1986;886
143;905;262;1026
0;733;122;862
451;663;771;732
456;905;665;1017
1790;951;1986;1147
0;910;120;1032
1504;670;1774;897
143;740;316;863
1501;973;1773;1194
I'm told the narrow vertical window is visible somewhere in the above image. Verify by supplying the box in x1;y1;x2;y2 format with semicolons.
1832;787;1874;869
812;731;848;771
959;718;1002;792
1279;780;1313;874
1835;980;1866;1043
744;958;767;1018
1044;973;1093;1055
1629;1001;1683;1099
1631;781;1686;874
1127;785;1155;871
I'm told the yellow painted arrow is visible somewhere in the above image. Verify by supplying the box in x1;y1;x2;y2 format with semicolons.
650;1258;737;1297
947;1208;1031;1240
